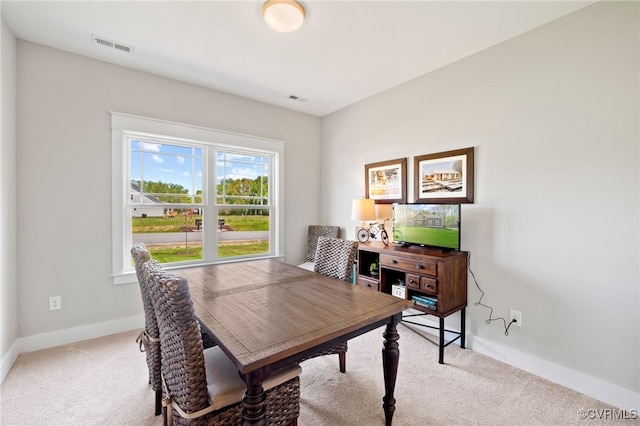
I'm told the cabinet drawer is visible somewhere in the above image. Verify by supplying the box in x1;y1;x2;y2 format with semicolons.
381;254;437;276
356;276;379;291
420;277;437;295
406;274;420;290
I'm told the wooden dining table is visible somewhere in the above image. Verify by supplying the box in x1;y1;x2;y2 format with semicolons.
177;258;413;426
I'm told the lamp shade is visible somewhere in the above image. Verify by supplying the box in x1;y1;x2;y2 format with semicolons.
262;0;305;33
351;198;376;222
375;204;392;221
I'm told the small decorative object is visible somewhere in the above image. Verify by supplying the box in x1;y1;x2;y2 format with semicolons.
357;226;371;243
369;262;379;276
413;147;475;204
391;284;406;299
365;158;407;204
356;221;390;246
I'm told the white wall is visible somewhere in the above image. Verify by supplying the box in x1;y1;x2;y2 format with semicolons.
13;41;322;342
322;1;639;409
0;13;18;380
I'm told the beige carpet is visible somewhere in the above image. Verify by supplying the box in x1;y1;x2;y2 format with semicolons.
0;322;618;425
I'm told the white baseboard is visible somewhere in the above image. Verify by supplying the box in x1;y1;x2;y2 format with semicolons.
468;335;639;411
1;314;144;384
1;339;21;384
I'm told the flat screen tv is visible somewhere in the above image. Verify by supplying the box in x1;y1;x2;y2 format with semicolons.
392;203;461;251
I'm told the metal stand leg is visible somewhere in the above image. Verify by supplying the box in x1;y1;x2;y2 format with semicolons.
460;308;466;349
401;307;466;365
438;317;445;364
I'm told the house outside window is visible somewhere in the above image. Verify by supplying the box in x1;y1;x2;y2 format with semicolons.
111;113;284;285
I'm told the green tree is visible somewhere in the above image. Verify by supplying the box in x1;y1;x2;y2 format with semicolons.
133;180;191;203
216;177;269;214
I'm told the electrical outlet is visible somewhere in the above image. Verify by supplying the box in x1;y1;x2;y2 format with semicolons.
49;296;62;311
510;309;521;327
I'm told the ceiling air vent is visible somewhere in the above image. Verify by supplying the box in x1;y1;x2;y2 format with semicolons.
91;34;134;54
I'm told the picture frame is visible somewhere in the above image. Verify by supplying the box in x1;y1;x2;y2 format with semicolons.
365;158;407;204
413;147;474;204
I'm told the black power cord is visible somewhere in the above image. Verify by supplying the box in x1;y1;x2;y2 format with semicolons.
468;253;517;336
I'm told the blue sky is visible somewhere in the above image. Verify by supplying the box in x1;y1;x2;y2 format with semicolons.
130;140;269;194
131;141;202;193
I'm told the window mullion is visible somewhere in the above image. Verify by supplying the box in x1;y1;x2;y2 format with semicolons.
203;148;217;261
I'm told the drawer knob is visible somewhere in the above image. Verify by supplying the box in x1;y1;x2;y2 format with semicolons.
416;264;424;270
391;259;397;264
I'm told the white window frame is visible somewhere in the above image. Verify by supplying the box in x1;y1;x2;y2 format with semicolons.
111;112;284;285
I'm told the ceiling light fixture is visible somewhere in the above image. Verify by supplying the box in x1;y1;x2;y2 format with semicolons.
262;0;305;33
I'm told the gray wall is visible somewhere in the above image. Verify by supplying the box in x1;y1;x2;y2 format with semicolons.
14;40;322;340
1;13;18;378
321;1;638;407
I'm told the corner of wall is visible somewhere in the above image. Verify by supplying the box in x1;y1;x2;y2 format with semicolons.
1;12;19;379
0;339;20;384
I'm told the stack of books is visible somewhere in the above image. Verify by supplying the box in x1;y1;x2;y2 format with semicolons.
412;295;437;310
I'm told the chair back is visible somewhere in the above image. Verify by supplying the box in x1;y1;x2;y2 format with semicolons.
313;236;358;282
131;243;162;392
142;261;210;420
132;244;155;333
306;225;340;262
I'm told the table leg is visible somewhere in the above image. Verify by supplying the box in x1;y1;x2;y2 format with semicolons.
241;369;267;426
460;308;466;349
382;314;401;426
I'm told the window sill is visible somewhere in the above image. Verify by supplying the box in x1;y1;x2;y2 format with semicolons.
112;254;286;286
112;271;137;286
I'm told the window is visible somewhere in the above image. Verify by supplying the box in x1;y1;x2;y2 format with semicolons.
111;113;284;284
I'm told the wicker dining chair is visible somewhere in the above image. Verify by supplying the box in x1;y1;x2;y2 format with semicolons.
142;260;301;426
131;243;217;416
303;236;358;373
297;225;340;271
313;236;358;282
131;243;164;416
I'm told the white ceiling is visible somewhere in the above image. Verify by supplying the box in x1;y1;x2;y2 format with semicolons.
2;0;595;117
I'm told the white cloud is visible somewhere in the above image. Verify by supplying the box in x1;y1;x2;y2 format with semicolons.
143;143;161;152
156;168;174;173
176;156;185;164
232;167;261;180
152;154;163;163
182;171;190;176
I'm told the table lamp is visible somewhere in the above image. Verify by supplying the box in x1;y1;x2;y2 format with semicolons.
351;198;376;224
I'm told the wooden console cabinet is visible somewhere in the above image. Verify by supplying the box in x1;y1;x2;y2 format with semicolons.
356;241;468;363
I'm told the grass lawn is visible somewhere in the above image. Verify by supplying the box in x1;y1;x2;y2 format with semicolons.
133;215;268;233
394;226;459;249
148;241;269;263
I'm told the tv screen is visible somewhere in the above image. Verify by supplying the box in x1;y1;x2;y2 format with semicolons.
392;203;461;251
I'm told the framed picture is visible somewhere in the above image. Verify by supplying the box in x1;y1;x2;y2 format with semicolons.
413;147;474;203
365;158;407;204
